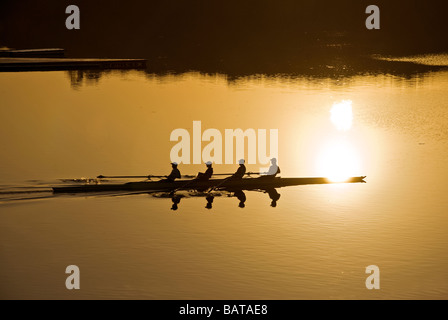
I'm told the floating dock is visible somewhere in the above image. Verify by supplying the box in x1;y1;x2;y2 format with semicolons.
0;48;65;58
0;57;147;72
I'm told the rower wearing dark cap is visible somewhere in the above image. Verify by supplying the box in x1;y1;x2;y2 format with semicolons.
229;159;246;180
164;162;181;182
196;161;213;181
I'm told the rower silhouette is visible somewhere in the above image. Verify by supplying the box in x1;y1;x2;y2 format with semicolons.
196;161;213;181
229;159;246;180
161;162;181;182
212;159;246;190
259;158;281;179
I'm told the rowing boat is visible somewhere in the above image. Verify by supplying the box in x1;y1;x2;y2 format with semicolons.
53;176;367;193
52;176;366;193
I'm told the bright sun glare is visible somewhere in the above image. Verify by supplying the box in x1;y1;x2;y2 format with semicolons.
330;100;353;131
317;140;360;182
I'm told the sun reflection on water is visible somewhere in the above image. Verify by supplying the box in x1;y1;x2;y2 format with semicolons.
317;100;361;182
317;139;361;182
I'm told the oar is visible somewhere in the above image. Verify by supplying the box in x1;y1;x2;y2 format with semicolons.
183;172;261;178
97;174;203;179
207;177;230;194
169;172;246;194
246;171;261;176
169;179;197;196
97;175;154;179
182;173;231;179
207;172;261;194
97;174;184;180
98;172;262;179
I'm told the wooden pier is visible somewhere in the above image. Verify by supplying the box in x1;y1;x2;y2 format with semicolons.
0;57;147;72
0;48;65;58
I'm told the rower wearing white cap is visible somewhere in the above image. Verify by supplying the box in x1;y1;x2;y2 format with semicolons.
196;161;214;181
263;158;280;178
165;162;181;182
230;159;246;180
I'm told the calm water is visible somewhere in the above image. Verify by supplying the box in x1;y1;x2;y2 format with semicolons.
1;61;448;299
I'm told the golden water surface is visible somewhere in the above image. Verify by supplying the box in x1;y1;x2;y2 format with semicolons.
0;67;447;299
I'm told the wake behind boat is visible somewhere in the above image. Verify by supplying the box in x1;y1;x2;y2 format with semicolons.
52;176;366;194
